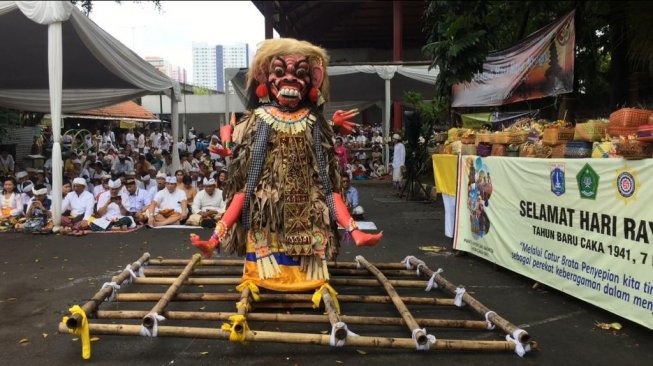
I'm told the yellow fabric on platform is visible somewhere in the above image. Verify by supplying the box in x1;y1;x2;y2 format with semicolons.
432;154;459;196
220;314;249;343
62;305;91;360
241;232;326;292
236;280;261;302
242;261;325;292
311;283;340;314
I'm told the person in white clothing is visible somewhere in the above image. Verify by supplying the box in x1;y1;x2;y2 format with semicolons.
186;178;226;227
188;127;197;154
147;172;167;202
123;178;150;223
61;177;95;233
0;177;23;229
91;179;135;231
93;174;111;200
391;133;406;192
137;131;146;153
147;176;187;227
125;129;136;149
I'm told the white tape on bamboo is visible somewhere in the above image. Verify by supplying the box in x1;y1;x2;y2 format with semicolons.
412;328;436;351
139;313;166;337
329;321;358;347
505;329;530;357
424;268;444;291
484;311;497;330
100;282;120;302
454;287;466;307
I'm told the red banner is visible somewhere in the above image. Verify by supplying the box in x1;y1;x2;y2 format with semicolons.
452;11;575;107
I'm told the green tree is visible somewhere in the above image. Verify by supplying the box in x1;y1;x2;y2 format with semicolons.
70;1;162;15
422;1;653;121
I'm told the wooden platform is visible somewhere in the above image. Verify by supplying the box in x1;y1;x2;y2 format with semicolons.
58;253;536;359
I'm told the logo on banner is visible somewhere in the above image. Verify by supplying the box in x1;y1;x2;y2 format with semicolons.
550;163;565;196
576;164;599;200
614;165;638;204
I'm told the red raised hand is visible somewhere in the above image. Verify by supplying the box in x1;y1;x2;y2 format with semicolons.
333;109;360;135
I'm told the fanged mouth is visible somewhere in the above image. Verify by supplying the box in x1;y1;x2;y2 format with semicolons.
277;87;300;99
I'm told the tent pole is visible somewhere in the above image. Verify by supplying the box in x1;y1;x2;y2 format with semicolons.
171;97;181;171
384;79;391;173
48;22;64;228
224;81;230;128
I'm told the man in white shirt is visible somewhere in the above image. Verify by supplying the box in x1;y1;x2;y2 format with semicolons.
355;131;368;147
137;130;146;153
147;176;187;227
186;178;226;227
391;133;406;192
125;129;136;149
93;174;111;200
61;177;95;232
91;179;135;231
148;172;167;202
122;178;150;224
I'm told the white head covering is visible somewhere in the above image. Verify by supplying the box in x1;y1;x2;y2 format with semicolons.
141;175;150;182
203;178;216;186
392;133;401;141
190;167;200;173
72;177;87;186
156;172;167;179
33;187;48;196
16;171;28;179
126;170;136;176
102;174;112;179
108;179;122;189
22;182;34;193
165;176;177;184
72;159;82;164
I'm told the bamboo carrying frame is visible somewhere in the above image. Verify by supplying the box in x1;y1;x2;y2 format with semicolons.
58;253;537;359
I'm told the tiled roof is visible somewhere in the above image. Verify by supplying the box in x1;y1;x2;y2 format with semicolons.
76;101;156;120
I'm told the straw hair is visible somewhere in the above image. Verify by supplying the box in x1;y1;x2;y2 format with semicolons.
248;38;330;103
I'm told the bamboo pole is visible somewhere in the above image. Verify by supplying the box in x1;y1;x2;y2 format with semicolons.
65;252;150;330
233;287;251;333
408;257;531;344
147;258;407;270
355;256;428;346
142;254;202;329
115;292;456;306
57;322;516;352
321;287;347;341
131;277;428;288
143;267;417;277
96;310;490;330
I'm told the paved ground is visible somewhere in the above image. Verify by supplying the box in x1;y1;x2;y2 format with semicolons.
0;180;651;366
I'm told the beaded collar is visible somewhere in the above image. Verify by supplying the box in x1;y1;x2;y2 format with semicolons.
254;105;317;135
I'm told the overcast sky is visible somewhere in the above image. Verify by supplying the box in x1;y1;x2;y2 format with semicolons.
88;1;274;80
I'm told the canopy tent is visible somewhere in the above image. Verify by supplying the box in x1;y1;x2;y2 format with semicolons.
226;64;439;168
0;1;181;227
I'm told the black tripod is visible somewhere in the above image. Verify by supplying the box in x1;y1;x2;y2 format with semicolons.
399;149;431;201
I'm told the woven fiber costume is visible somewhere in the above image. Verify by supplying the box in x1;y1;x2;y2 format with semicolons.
192;38;382;292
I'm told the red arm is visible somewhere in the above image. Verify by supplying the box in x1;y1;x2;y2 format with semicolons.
333;193;382;246
190;192;245;257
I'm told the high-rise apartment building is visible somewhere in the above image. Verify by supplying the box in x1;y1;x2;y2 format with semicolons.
218;43;249;93
192;42;217;90
192;42;250;93
146;56;187;85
